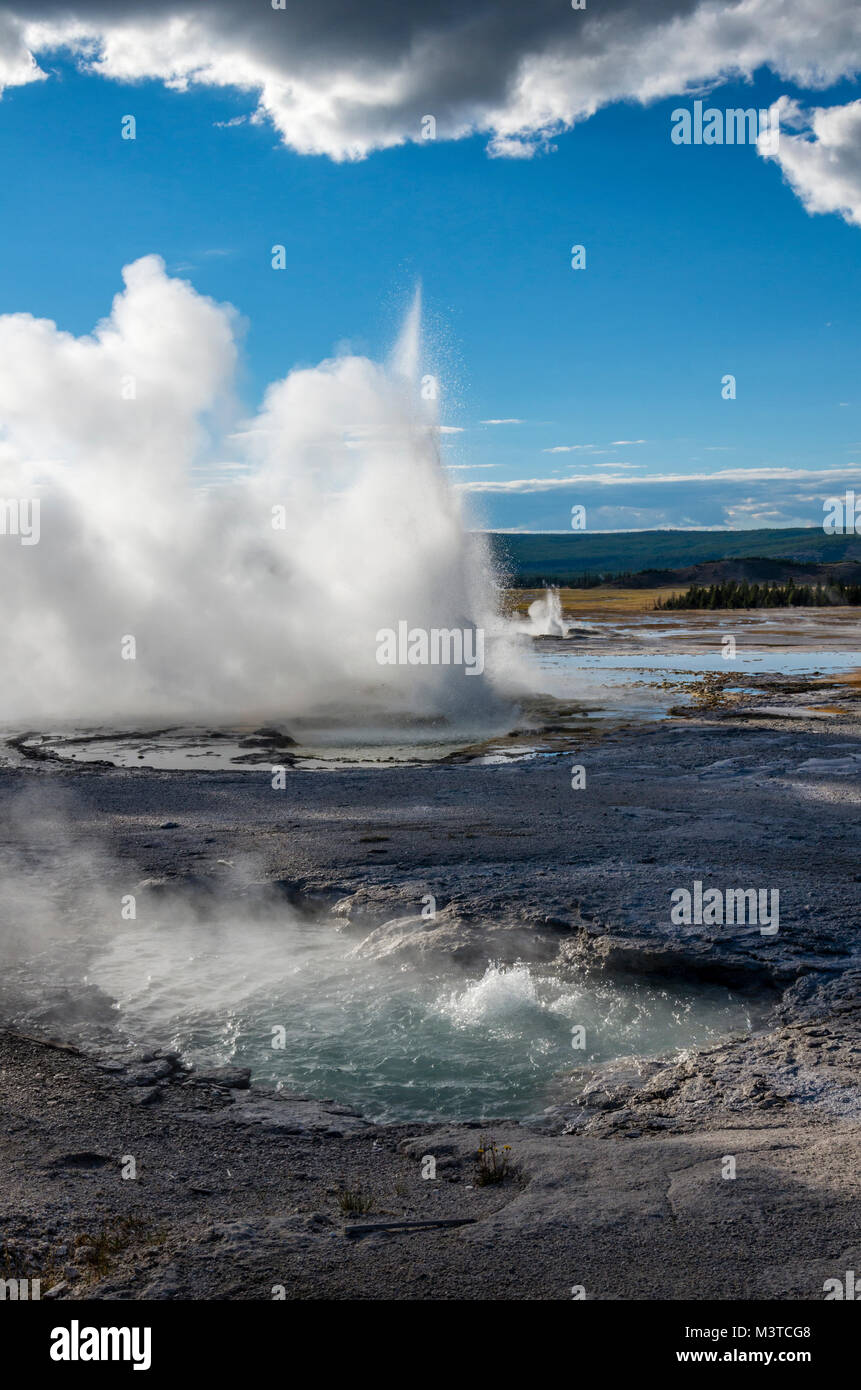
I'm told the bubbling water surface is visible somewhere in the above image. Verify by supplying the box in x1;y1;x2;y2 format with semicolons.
81;909;753;1123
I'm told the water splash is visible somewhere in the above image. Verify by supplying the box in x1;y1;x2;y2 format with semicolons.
522;588;572;637
390;284;423;384
438;962;540;1026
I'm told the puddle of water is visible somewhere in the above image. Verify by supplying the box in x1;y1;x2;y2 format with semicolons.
0;725;475;771
529;608;861;719
533;650;861;719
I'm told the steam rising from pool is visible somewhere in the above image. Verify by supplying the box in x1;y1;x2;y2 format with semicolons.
80;923;750;1122
0;820;752;1125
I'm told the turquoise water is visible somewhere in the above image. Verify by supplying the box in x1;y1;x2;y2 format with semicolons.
84;909;753;1123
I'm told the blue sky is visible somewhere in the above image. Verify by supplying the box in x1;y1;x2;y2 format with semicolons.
0;3;859;531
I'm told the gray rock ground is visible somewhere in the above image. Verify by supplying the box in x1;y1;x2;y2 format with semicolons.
0;692;859;1299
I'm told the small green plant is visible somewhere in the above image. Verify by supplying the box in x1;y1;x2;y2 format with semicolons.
3;1218;160;1292
474;1136;514;1186
336;1184;373;1216
73;1216;148;1279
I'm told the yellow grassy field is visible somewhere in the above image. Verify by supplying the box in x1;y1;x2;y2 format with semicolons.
505;586;683;616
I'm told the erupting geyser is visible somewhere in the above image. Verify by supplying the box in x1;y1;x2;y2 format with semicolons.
0;261;521;731
523;588;572;637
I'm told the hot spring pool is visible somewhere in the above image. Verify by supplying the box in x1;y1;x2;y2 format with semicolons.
80;908;755;1123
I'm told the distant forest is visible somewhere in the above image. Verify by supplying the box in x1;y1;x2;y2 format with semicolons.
487;528;861;586
656;579;861;610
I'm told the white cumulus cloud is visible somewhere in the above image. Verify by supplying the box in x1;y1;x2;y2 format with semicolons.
759;96;861;227
0;0;857;169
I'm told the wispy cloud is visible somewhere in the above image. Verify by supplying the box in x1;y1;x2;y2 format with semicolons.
457;464;861;530
459;465;861;494
543;444;600;454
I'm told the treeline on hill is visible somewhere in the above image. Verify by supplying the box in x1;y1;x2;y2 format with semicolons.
487;529;861;586
656;579;861;610
519;570;630;588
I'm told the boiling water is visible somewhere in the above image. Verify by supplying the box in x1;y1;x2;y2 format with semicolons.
81;909;753;1123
